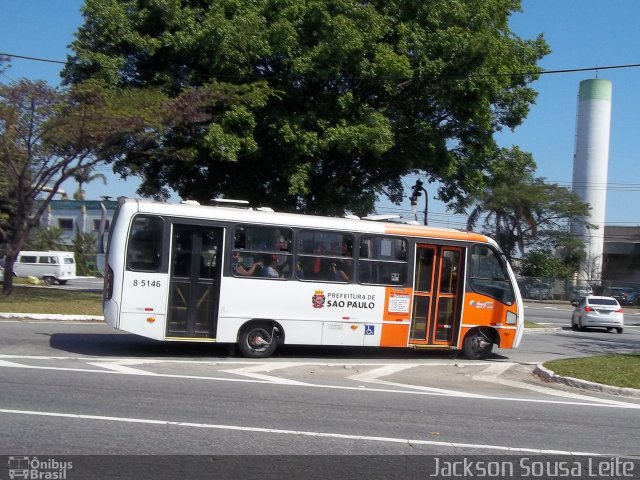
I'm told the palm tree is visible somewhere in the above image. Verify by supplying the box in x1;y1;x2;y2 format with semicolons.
73;167;107;200
467;182;538;258
26;226;65;250
467;148;590;260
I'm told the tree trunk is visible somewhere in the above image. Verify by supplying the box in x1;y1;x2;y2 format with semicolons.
2;254;16;295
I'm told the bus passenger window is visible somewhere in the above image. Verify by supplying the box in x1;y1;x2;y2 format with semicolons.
296;230;354;283
127;216;163;271
231;226;293;279
357;236;407;286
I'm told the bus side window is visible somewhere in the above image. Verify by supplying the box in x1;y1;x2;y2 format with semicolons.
127;216;164;271
357;236;407;286
232;226;293;279
296;230;354;283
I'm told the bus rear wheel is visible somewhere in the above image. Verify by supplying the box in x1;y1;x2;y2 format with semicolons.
238;322;278;358
463;329;494;360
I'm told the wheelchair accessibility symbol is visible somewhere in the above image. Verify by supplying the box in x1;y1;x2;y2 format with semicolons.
364;325;375;335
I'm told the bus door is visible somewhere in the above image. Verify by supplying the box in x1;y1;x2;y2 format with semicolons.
410;244;463;346
167;224;223;339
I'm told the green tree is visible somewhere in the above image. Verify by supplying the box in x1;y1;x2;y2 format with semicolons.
521;249;572;279
0;80;158;294
467;147;591;261
26;227;66;251
63;0;549;215
73;229;98;276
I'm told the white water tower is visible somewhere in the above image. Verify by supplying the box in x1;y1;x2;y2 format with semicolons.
571;78;612;282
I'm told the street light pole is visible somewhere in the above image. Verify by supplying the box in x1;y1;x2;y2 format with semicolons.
410;179;428;226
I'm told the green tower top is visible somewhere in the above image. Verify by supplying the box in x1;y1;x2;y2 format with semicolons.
579;79;612;102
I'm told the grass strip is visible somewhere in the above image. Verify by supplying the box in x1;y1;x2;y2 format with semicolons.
0;286;102;316
524;320;550;328
544;354;640;389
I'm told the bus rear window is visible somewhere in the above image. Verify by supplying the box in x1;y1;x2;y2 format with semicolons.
127;216;163;271
469;245;515;306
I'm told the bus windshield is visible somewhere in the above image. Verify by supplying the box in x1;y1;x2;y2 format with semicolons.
469;245;515;306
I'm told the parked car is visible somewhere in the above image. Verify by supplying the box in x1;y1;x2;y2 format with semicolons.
571;296;624;333
568;285;593;306
524;282;553;300
605;287;636;306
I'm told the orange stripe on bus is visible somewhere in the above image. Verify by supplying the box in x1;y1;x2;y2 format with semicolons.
384;225;487;243
380;323;410;347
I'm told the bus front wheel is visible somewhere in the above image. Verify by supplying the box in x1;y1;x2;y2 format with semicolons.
463;329;494;360
238;322;278;358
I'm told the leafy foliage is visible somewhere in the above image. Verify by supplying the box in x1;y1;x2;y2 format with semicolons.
0;80;157;294
73;167;107;200
467;147;591;263
26;227;66;251
63;0;549;215
73;229;98;276
520;249;577;279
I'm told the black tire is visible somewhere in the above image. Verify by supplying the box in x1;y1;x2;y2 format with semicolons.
43;276;54;285
238;322;278;358
616;328;623;334
462;329;494;360
58;280;67;285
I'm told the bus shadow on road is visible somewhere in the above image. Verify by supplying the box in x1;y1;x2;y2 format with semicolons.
48;332;510;361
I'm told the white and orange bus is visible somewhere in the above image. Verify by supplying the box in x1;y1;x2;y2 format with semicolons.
102;198;523;359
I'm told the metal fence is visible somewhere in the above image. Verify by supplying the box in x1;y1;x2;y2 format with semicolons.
517;276;640;306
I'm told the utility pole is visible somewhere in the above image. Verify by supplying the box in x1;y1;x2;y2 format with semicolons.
410;179;428;226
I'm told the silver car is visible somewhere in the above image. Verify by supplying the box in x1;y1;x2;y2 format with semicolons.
571;296;624;334
568;285;593;306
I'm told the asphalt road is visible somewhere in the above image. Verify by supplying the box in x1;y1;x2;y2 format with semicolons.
1;319;639;467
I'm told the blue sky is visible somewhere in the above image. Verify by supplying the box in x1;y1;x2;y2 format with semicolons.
1;0;639;227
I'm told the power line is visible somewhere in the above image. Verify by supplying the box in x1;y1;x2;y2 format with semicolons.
0;52;66;65
3;50;640;80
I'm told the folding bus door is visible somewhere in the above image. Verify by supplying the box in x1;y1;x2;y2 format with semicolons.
409;244;463;346
166;224;223;339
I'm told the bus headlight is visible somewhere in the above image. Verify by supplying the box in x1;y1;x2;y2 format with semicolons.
505;311;517;325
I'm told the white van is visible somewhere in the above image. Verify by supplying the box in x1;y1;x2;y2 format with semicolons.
13;251;77;285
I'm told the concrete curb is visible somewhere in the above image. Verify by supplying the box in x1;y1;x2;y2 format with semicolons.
0;312;104;322
533;364;640;398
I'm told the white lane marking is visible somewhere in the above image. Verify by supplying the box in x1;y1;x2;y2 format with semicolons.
0;354;485;367
87;361;160;376
2;356;640;410
220;363;310;385
0;407;607;456
472;364;637;408
347;364;489;398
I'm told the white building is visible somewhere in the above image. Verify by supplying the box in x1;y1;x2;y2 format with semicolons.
40;199;118;245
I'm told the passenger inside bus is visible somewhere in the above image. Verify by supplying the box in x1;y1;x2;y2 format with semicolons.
331;260;349;282
261;254;279;278
231;251;261;276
